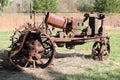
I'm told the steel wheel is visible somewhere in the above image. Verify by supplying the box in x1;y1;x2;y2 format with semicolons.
92;39;110;60
24;33;55;68
9;31;29;71
9;32;55;70
35;33;55;68
101;38;110;60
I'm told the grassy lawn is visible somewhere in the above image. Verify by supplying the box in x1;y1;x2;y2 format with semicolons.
61;68;120;80
0;30;120;80
60;30;120;80
0;32;13;49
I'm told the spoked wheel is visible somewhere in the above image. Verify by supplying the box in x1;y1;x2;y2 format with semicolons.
9;32;55;70
91;38;110;61
8;31;30;71
101;38;110;60
36;33;55;68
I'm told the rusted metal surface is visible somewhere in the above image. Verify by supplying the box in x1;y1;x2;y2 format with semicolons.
45;12;67;29
51;36;109;42
91;37;110;60
9;24;55;71
8;11;110;70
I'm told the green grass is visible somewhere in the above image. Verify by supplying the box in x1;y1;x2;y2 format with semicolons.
0;30;120;80
108;30;120;61
61;68;120;80
0;32;13;49
56;30;120;80
60;30;120;80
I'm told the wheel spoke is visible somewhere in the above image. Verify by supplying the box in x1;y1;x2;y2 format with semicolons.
25;61;29;68
42;38;49;43
39;59;44;64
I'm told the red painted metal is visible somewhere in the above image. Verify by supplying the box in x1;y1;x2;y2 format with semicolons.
45;12;67;29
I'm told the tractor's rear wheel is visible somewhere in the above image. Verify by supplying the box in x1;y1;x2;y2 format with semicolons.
9;32;55;70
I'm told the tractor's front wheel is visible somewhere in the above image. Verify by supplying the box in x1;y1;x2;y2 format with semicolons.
91;38;110;61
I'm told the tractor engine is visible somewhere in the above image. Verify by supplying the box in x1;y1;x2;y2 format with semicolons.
45;12;85;38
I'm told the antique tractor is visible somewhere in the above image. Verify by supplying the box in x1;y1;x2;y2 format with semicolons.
8;11;110;70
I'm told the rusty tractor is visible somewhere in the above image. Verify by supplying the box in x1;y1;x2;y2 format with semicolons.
8;11;110;70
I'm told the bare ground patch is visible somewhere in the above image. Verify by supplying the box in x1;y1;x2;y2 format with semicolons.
0;49;114;80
